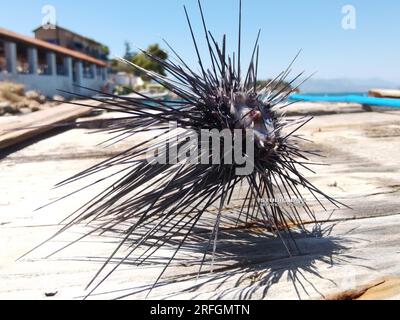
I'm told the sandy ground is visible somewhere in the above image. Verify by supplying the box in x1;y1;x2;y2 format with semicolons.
1;102;400;300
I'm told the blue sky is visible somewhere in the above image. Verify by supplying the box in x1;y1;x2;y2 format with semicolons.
1;0;400;84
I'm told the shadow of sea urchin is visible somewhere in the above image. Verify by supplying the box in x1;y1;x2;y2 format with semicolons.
24;0;345;298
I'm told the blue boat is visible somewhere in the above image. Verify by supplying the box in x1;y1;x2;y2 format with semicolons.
289;94;400;109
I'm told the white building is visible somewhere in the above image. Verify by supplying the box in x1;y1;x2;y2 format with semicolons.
112;72;144;88
0;28;108;97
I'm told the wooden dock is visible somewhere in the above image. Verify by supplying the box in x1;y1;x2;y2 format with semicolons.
0;106;400;300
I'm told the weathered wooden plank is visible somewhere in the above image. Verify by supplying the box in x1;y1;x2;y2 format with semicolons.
1;213;399;300
0;100;101;150
369;88;400;99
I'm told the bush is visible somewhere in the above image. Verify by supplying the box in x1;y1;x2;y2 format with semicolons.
0;82;25;103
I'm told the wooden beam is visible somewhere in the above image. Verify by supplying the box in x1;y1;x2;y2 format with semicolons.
369;88;400;99
0;100;101;150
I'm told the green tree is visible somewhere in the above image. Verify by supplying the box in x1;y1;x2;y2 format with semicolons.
132;44;168;81
111;41;136;73
110;59;131;73
101;45;110;58
256;79;294;92
110;43;168;79
124;41;135;61
110;41;137;73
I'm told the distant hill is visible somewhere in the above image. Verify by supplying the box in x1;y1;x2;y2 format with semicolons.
298;78;399;93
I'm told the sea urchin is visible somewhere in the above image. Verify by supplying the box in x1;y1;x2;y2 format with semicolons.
25;0;343;298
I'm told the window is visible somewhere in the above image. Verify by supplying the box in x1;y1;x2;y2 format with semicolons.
37;49;50;75
47;39;60;45
16;43;29;74
72;60;77;83
56;54;67;76
74;42;83;50
0;40;6;71
96;66;102;78
83;61;94;79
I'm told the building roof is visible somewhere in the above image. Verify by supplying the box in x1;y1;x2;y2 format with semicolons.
0;27;107;67
33;25;104;47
